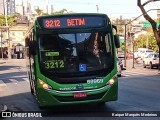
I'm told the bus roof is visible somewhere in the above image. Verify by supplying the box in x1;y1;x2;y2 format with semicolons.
35;13;110;31
36;13;109;19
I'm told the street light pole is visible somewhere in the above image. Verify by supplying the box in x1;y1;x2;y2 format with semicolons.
132;36;135;68
124;24;127;67
96;5;99;13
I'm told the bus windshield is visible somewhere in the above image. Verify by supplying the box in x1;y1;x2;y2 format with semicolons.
38;32;113;74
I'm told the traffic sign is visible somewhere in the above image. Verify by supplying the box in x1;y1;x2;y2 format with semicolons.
143;21;160;28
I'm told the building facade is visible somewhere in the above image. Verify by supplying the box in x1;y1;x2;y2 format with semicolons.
0;0;16;15
7;0;16;15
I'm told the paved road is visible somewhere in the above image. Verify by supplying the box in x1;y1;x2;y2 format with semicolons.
0;59;160;120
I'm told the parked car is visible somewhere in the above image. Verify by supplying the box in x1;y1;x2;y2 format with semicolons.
137;48;154;60
143;53;159;69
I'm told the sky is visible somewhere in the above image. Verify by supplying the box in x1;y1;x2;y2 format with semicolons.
27;0;160;19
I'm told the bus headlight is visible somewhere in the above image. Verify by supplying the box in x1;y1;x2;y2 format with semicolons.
38;79;52;90
109;78;115;85
106;77;116;87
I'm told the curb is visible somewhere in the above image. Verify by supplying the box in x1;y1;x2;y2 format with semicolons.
0;62;6;64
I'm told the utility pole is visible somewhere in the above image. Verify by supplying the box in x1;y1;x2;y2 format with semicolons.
96;5;99;13
131;33;135;68
0;30;3;59
47;0;49;14
4;0;11;59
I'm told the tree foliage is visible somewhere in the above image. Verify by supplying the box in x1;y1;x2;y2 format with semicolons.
135;33;158;52
35;8;43;15
0;14;17;26
51;9;68;15
137;0;160;47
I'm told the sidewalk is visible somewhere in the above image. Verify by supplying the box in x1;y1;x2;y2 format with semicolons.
0;59;6;64
125;58;143;70
0;59;26;114
0;59;27;73
124;58;160;74
0;59;26;66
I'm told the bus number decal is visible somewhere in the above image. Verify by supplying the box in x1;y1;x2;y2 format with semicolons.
45;60;64;69
59;60;64;68
45;62;50;69
87;79;103;84
45;20;50;28
54;20;60;27
45;19;60;28
50;62;55;68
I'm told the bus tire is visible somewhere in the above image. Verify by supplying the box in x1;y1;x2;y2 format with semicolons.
97;102;106;106
38;104;48;110
39;106;45;110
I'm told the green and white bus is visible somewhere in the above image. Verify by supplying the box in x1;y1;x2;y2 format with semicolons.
25;13;120;108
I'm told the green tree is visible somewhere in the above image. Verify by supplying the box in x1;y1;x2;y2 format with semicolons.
42;13;49;16
121;43;125;51
135;32;158;52
51;9;68;15
7;14;17;26
0;14;17;26
0;15;5;26
35;8;43;16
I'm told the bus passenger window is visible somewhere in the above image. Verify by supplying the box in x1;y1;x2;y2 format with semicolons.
41;36;60;51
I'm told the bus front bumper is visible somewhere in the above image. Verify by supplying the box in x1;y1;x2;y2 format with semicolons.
36;82;118;107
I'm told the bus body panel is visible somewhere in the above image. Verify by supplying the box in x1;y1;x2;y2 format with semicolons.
34;56;118;106
36;78;118;107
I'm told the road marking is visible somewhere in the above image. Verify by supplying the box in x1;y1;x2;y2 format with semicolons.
122;70;157;77
0;80;7;91
124;71;155;75
0;80;7;87
22;78;29;82
0;75;27;80
9;79;18;84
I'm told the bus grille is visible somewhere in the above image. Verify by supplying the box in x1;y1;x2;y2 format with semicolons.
54;92;106;102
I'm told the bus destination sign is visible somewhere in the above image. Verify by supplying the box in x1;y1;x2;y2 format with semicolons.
42;16;105;29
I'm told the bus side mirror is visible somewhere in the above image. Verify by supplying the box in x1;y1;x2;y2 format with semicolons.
114;35;120;48
29;41;37;55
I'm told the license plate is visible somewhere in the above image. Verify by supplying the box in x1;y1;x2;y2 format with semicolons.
74;92;87;98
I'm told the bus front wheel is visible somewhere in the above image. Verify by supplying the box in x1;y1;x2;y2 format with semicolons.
97;102;106;106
